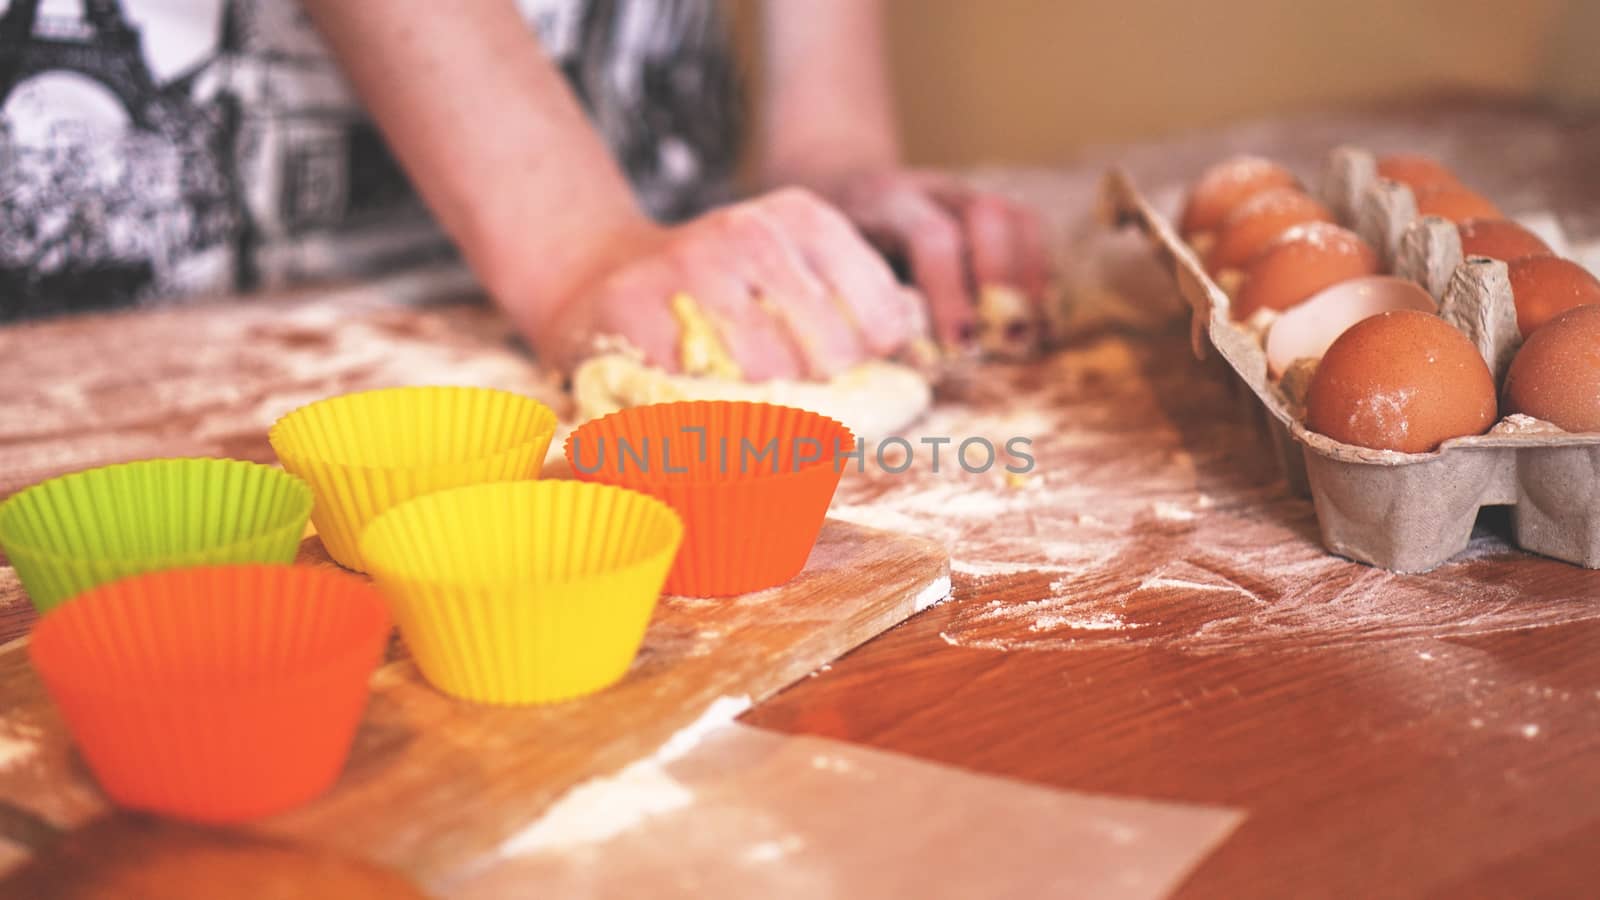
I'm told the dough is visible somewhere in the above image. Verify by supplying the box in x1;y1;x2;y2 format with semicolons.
569;292;934;440
572;353;932;439
976;284;1041;359
669;292;742;379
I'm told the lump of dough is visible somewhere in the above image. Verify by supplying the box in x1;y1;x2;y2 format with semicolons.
670;291;743;379
571;354;932;440
573;291;933;440
977;284;1042;359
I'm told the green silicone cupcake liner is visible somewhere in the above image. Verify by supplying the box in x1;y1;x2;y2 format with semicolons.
0;458;313;613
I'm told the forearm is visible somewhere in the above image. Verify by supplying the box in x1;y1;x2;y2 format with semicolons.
301;0;651;331
756;0;901;188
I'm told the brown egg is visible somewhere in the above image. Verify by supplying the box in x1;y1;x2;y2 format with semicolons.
1508;255;1600;336
1180;156;1300;239
1205;188;1334;274
1457;218;1551;261
1233;223;1379;320
1305;310;1496;452
1503;305;1600;432
1376;154;1461;191
1414;184;1501;223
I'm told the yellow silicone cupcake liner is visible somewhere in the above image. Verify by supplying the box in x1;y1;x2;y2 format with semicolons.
268;386;558;572
359;480;683;705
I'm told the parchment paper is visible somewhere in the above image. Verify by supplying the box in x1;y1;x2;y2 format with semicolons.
458;724;1243;899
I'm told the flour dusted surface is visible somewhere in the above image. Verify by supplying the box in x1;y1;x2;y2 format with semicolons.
830;334;1600;654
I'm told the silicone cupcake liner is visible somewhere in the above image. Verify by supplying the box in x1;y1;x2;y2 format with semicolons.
0;458;312;613
268;386;558;572
565;401;853;596
359;480;682;705
29;564;391;823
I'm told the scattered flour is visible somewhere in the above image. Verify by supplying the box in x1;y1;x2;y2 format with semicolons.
950;558;1081;579
1031;611;1127;633
742;835;805;864
0;734;38;773
499;756;695;856
935;519;1600;654
806;664;834;680
1151;501;1199;523
830;480;1128;581
499;696;751;857
827;335;1600;656
1138;575;1252;596
654;697;753;764
969;595;1137;638
913;575;954;613
0;718;41;773
809;754;857;775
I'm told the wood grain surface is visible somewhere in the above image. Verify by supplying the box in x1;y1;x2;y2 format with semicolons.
1;99;1598;897
0;815;432;900
746;101;1600;899
0;522;949;893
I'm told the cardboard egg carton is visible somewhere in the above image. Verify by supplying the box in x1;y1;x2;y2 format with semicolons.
1101;151;1600;573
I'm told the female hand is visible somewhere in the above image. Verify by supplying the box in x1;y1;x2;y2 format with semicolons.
529;188;925;380
753;0;1053;354
815;169;1053;352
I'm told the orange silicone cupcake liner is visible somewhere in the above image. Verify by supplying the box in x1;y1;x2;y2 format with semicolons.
29;564;391;823
565;401;852;596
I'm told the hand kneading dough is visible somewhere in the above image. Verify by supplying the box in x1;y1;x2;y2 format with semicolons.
570;292;933;439
572;354;932;439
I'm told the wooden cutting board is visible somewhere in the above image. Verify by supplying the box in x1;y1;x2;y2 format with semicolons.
0;519;950;894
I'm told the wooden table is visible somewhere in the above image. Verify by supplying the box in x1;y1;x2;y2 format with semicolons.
754;99;1600;899
4;99;1599;897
